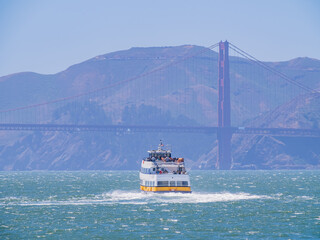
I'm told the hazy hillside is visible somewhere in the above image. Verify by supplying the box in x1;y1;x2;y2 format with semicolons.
0;45;319;170
198;93;320;170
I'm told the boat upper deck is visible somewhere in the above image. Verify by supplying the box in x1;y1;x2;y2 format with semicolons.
141;141;188;175
141;158;187;175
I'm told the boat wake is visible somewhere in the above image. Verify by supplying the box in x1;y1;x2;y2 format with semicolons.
1;191;270;206
101;191;270;204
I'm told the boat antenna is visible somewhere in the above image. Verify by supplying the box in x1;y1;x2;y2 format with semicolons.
158;140;164;150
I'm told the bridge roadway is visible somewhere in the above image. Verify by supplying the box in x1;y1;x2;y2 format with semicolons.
0;123;319;137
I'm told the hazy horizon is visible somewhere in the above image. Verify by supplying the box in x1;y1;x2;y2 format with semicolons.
1;0;320;77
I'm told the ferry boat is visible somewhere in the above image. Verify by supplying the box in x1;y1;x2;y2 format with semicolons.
139;141;191;193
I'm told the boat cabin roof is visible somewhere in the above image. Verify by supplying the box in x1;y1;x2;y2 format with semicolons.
147;141;171;158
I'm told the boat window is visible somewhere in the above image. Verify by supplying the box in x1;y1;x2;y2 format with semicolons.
177;181;182;186
157;181;169;187
182;181;189;186
141;168;152;174
170;181;175;186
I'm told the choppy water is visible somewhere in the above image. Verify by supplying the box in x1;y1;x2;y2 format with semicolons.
1;170;319;239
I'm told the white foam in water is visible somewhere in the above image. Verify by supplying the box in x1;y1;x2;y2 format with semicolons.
1;191;270;206
102;191;270;204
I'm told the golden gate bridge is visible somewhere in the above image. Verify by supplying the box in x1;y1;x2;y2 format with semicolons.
0;41;319;169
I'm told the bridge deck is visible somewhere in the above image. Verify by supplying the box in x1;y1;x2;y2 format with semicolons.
0;124;319;137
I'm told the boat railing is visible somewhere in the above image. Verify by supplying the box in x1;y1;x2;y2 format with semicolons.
157;171;188;175
144;158;184;164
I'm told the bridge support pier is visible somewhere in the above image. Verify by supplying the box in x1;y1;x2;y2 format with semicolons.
216;41;232;170
217;128;233;170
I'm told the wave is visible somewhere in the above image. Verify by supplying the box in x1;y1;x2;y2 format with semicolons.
1;191;270;206
100;190;269;204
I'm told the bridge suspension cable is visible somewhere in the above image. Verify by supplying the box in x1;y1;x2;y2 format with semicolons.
229;41;320;126
229;42;319;95
0;42;220;114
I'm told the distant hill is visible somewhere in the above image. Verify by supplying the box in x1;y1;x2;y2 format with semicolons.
197;92;320;170
0;45;319;170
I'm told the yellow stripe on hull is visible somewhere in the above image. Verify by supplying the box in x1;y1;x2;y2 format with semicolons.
140;185;191;193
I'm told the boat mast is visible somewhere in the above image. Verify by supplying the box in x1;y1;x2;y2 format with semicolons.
158;140;163;151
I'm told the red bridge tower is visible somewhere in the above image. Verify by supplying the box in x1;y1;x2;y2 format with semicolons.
216;41;232;170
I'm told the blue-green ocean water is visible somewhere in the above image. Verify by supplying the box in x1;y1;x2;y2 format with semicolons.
1;170;319;239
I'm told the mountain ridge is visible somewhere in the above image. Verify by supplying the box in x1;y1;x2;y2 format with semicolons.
0;45;319;170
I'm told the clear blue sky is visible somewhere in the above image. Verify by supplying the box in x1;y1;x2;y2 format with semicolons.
0;0;319;77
